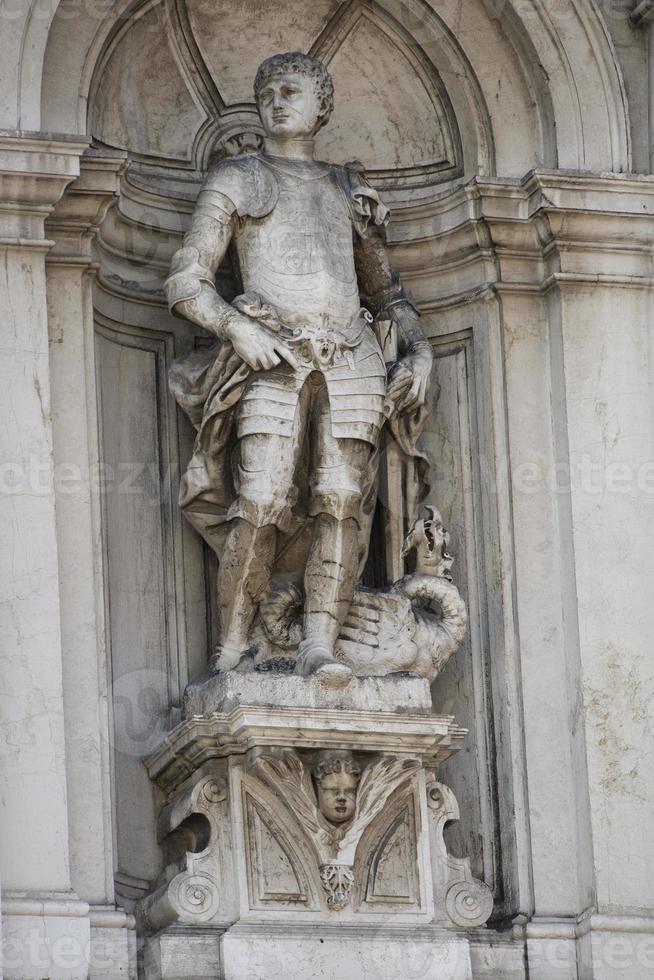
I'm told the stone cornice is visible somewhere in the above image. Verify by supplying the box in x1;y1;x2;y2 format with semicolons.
388;171;654;301
519;169;654;217
145;708;466;795
391;171;654;233
0;133;90;242
45;147;127;263
514;911;654;941
89;166;654;309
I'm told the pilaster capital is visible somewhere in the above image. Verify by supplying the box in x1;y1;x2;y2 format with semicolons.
46;147;128;265
0;132;90;244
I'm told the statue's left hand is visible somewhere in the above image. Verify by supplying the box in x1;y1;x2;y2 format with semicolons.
387;348;432;412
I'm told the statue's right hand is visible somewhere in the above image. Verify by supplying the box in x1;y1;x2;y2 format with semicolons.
223;312;299;371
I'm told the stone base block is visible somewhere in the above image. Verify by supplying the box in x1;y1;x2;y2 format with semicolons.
182;668;433;718
469;934;526;978
526;937;577;980
144;924;473;980
89;908;136;979
143;927;223;980
0;898;135;980
577;920;654;980
1;900;91;980
222;924;473;980
523;914;654;980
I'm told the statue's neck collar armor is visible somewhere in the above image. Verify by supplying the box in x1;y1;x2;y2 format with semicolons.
261;153;332;181
264;135;316;161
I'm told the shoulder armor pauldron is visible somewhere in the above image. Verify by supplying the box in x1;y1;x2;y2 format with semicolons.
203;153;278;219
337;161;390;237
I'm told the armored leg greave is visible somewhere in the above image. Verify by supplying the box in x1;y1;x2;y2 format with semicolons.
303;514;359;647
215;518;277;669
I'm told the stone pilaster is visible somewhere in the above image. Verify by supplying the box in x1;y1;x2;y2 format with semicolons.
482;172;654;979
0;133;91;979
45;146;134;979
631;1;654;171
390;171;654;976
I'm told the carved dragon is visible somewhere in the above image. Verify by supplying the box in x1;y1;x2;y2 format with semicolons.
253;507;467;682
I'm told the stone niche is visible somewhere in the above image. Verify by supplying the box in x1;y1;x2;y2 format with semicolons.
88;0;504;962
138;673;492;979
89;0;462;192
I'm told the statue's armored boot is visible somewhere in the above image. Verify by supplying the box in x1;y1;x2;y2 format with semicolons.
296;514;357;686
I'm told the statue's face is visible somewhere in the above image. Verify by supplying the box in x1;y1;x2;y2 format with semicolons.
317;770;358;824
257;71;322;139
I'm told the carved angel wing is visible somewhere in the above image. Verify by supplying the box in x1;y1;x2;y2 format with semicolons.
338;756;420;855
251;752;322;838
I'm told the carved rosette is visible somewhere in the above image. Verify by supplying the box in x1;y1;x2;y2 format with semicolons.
319;864;354;911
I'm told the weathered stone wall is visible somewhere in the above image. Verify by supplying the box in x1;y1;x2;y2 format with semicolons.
1;2;652;978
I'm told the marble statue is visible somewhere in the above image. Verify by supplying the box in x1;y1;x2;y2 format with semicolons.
166;51;462;684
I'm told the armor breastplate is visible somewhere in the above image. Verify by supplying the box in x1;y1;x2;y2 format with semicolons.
234;157;361;330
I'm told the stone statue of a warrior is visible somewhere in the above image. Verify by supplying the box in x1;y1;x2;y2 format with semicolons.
166;52;434;683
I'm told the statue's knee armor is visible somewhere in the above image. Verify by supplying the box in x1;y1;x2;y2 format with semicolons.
308;442;371;523
227;431;299;531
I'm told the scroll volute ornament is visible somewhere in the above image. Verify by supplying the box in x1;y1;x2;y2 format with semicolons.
426;779;494;928
138;773;227;932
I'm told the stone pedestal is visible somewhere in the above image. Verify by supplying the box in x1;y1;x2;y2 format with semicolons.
140;672;492;979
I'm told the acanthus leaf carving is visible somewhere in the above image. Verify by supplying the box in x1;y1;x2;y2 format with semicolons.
319;864;355;911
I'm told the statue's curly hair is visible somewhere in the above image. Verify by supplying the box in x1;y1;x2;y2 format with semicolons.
254;52;334;131
312;751;361;785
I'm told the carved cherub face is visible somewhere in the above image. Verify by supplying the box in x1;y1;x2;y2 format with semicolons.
317;769;358;824
313;752;360;825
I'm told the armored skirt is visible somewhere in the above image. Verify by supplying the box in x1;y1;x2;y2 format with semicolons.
232;317;387;531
